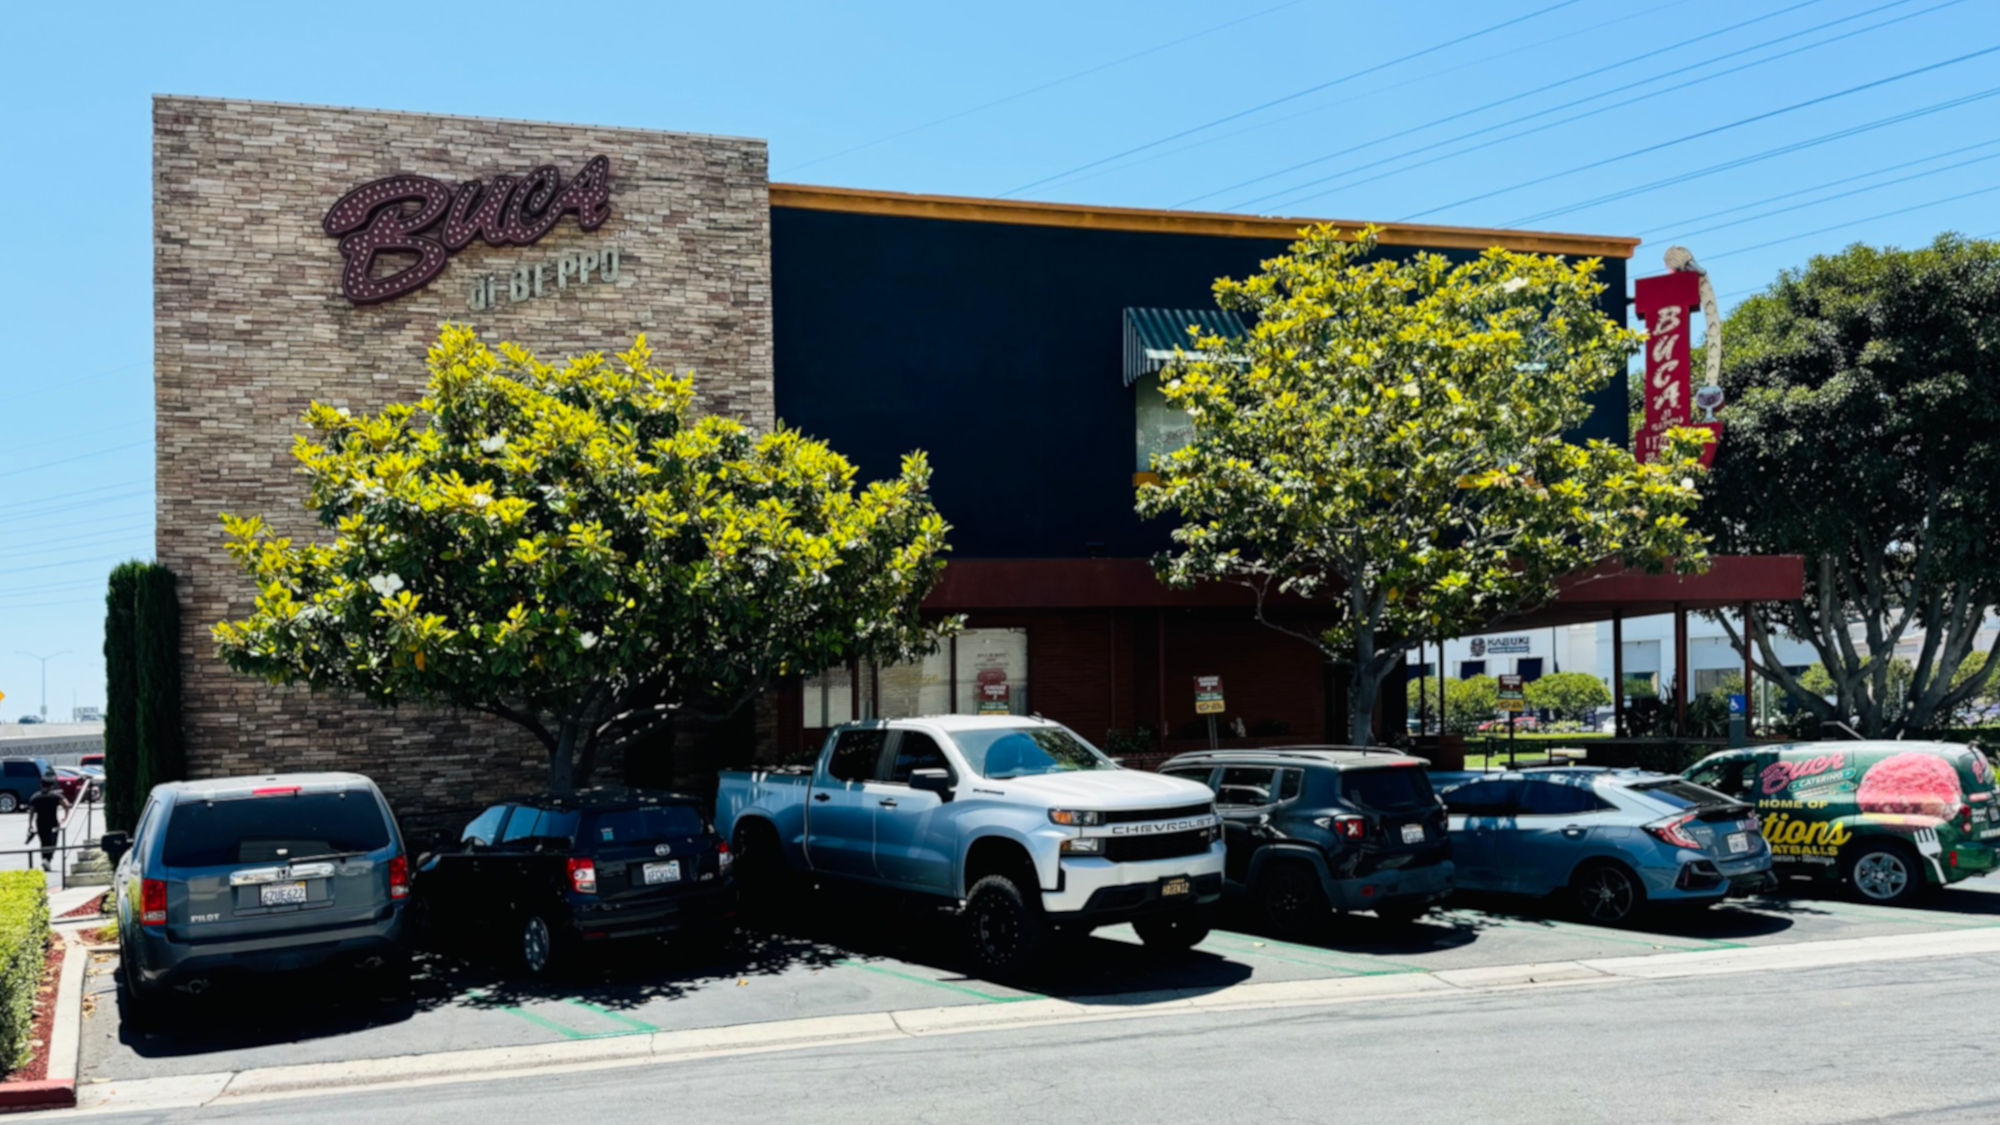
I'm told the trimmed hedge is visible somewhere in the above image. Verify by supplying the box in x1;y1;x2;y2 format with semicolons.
104;562;144;833
0;870;49;1074
103;561;184;832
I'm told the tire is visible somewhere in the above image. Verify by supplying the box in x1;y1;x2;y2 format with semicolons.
0;792;16;814
519;913;567;977
732;820;796;921
118;956;161;1032
1373;899;1433;926
403;896;434;952
962;873;1048;981
1846;841;1924;907
1570;860;1645;926
1133;912;1211;952
1258;859;1330;938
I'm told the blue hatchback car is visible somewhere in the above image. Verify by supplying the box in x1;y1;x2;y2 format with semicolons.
1436;768;1776;925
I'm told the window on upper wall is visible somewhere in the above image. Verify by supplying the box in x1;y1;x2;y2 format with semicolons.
1459;660;1487;679
1516;658;1544;683
1134;373;1196;474
799;627;1031;729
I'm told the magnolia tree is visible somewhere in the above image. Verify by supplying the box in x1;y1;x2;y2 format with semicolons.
215;326;954;791
1138;227;1711;744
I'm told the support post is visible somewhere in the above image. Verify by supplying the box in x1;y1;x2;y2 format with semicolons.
1673;602;1689;738
1155;610;1167;753
1612;611;1625;738
1741;601;1755;736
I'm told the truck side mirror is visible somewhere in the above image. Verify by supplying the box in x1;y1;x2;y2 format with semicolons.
908;768;954;800
100;831;130;865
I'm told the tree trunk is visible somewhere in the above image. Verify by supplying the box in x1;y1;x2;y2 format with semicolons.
550;721;578;795
1348;662;1380;746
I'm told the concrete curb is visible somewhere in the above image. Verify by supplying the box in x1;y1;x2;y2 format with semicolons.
44;924;2000;1118
0;930;88;1113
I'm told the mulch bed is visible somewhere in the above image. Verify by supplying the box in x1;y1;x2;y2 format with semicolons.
56;894;106;920
1;936;65;1085
77;927;113;947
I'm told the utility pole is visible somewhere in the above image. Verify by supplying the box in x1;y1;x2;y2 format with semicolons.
15;650;69;721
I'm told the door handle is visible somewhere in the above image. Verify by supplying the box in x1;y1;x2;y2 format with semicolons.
878;798;899;808
1562;826;1585;838
813;793;831;802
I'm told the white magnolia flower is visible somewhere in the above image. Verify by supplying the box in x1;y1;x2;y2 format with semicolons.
470;493;492;508
579;632;599;650
479;433;507;454
367;573;405;596
1681;477;1695;490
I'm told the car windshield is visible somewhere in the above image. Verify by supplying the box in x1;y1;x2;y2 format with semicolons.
1627;778;1737;809
163;791;392;866
1341;766;1437;811
585;805;706;844
954;727;1114;779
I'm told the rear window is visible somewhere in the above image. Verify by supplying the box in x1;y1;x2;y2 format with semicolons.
1341;767;1436;811
585;805;706;844
1628;778;1736;809
163;791;392;867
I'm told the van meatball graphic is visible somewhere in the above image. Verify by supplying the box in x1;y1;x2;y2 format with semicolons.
1856;751;1963;819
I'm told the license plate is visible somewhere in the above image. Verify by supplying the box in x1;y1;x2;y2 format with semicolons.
1160;877;1190;897
1727;833;1750;854
260;881;307;907
1401;823;1426;845
642;860;682;886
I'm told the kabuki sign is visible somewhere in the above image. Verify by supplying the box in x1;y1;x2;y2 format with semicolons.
322;156;612;305
1633;248;1723;467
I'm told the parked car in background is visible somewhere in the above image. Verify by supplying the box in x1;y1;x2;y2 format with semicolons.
80;753;104;768
718;716;1223;979
0;757;55;813
100;772;411;1019
1160;748;1452;934
1686;741;2000;905
1435;768;1774;926
1476;716;1540;733
413;789;736;976
53;766;96;803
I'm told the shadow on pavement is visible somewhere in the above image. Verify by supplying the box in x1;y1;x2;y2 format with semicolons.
1431;889;1798;941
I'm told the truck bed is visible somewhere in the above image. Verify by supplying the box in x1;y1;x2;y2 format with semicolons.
715;769;814;863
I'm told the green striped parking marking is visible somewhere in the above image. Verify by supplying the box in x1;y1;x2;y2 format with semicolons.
462;988;641;1041
566;999;661;1033
835;959;1039;1003
1200;932;1425;975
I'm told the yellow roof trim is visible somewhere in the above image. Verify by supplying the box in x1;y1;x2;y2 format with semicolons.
769;183;1640;260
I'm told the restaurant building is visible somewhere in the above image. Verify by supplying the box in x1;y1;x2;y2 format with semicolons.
152;97;1799;823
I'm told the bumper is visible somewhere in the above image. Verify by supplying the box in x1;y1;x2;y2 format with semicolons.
129;912;405;988
1325;860;1455;912
1043;843;1226;919
1644;850;1774;904
568;881;736;941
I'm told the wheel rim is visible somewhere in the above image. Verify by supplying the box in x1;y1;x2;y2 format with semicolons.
523;917;550;973
973;896;1019;966
1854;851;1909;901
1580;867;1635;923
0;794;14;813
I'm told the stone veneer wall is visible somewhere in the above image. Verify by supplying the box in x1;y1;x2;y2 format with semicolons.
154;97;773;833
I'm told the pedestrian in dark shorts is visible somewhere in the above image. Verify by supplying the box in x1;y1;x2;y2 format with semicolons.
25;778;72;873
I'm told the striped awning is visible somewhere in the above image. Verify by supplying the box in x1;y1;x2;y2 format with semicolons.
1122;307;1248;387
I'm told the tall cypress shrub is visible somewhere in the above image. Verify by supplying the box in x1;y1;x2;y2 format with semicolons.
102;562;144;832
133;564;184;809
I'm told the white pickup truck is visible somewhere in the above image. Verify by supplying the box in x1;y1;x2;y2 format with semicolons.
716;715;1224;977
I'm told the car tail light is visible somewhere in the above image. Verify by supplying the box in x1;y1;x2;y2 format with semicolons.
716;840;734;871
1334;815;1367;841
141;878;167;927
252;785;301;797
567;858;597;894
1648;812;1703;850
387;854;410;899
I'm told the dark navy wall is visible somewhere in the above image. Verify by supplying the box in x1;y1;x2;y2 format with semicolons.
770;207;1630;560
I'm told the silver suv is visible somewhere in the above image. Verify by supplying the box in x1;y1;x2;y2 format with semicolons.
103;772;411;1016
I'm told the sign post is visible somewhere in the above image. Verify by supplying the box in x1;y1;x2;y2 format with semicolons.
1194;675;1225;750
1727;691;1747;749
1496;674;1526;767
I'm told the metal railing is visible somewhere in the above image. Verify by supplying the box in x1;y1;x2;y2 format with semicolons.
4;792;105;887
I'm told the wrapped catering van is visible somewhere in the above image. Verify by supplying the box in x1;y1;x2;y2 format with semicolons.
1684;741;2000;905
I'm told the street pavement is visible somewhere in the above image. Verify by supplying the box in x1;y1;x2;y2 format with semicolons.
0;806;106;890
71;878;2000;1090
53;945;2000;1123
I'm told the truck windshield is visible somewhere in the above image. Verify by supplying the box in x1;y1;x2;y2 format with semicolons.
954;727;1114;779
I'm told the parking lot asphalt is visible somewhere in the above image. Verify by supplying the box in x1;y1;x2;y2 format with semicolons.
0;806;103;889
75;876;2000;1086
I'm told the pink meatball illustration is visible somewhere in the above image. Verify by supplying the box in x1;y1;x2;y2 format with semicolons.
1856;752;1963;819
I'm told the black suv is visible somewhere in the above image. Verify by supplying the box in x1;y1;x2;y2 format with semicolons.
415;788;736;975
1160;748;1453;934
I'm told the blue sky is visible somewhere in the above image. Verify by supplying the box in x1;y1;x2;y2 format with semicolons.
2;0;1996;716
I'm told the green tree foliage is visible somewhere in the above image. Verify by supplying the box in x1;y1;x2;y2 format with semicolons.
214;326;955;792
1706;236;2000;737
102;562;143;832
101;561;184;830
1443;675;1500;736
1137;226;1711;743
1524;671;1611;722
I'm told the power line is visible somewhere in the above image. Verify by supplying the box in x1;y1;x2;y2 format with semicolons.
1704;182;2000;261
0;576;125;599
3;419;149;462
0;549;144;577
1181;0;1841;208
0;486;153;521
1651;147;2000;245
1407;38;2000;222
778;0;1306;176
0;441;148;481
0;523;151;559
1239;0;1952;214
1501;83;2000;226
999;0;1588;198
0;360;148;407
1047;0;1704;196
1638;134;2000;236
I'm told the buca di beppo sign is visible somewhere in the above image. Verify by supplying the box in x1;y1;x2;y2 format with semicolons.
321;156;611;305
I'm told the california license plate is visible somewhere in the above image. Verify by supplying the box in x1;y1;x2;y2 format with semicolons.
1727;833;1750;854
1160;877;1191;897
642;860;682;886
1401;823;1426;845
260;881;307;907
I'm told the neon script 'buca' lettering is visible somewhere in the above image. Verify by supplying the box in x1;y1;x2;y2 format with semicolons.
1760;753;1847;796
322;156;611;305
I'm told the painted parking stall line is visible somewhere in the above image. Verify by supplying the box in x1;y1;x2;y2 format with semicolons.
835;960;1041;1003
462;989;646;1042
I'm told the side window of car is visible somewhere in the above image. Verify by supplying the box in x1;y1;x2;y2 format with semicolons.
462;804;509;847
827;730;888;783
886;732;953;784
1277;769;1305;802
1517;781;1602;816
1444;780;1519;816
3;761;32;779
1216;767;1278;808
499;806;547;844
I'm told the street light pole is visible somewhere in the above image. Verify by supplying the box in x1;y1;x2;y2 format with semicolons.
14;651;69;721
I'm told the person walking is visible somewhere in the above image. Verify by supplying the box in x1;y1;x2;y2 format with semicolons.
25;775;72;875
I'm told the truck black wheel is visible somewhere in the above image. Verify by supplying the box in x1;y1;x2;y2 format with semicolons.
1133;912;1211;952
963;874;1047;981
1847;841;1925;906
1258;860;1330;938
0;792;16;813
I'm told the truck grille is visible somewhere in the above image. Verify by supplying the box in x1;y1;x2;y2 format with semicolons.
1101;802;1214;824
1104;829;1213;862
